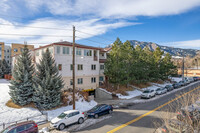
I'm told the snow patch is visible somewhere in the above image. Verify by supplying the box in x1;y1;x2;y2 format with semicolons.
116;90;142;99
0;79;97;130
98;88;112;95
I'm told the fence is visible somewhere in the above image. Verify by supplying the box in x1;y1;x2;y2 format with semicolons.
0;112;48;130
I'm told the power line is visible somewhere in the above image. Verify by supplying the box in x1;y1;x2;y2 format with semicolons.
76;36;109;46
76;30;114;42
0;33;73;38
0;23;72;31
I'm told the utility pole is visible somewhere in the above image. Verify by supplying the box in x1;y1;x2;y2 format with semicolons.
195;58;198;70
72;26;76;110
182;55;184;81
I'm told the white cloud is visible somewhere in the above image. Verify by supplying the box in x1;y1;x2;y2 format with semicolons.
160;39;200;49
0;18;136;48
23;0;200;18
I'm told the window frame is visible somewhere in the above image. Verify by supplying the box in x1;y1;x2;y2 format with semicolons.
91;77;96;83
63;47;70;55
58;64;62;71
78;78;83;84
100;65;104;70
78;64;83;70
91;64;96;70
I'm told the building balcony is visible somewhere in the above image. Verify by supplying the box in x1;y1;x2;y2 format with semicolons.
94;56;98;61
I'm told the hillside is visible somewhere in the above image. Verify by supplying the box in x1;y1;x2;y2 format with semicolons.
128;40;199;57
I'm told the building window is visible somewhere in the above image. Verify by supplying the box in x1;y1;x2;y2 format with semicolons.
36;51;39;56
78;78;83;84
100;65;104;70
76;48;82;55
91;77;96;83
0;47;1;51
84;49;92;56
78;64;83;70
99;76;104;82
101;53;104;56
57;46;60;54
7;60;9;63
70;79;73;85
7;56;9;58
63;47;69;54
91;64;96;70
14;48;18;52
7;50;9;53
20;48;23;52
70;64;73;70
58;64;62;71
49;48;53;53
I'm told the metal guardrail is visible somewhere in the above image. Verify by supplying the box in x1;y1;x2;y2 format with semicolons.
0;112;48;130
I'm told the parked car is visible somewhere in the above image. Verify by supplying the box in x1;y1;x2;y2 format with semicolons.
87;104;113;118
172;82;181;89
185;79;190;85
141;90;156;99
1;121;38;133
179;81;185;86
165;85;174;91
156;88;167;95
187;77;194;83
155;119;192;133
193;77;199;81
50;110;85;130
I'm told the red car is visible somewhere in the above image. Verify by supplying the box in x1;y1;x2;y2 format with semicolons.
1;121;38;133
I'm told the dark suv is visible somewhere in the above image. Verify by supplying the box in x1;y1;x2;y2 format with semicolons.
1;121;38;133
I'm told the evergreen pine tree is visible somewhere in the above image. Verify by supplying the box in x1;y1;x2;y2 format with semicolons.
33;48;64;109
9;45;34;106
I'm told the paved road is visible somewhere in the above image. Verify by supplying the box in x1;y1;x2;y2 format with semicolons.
76;81;200;133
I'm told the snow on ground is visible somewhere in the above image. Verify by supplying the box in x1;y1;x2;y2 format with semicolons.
45;98;97;121
116;90;142;99
116;77;182;100
0;79;42;126
0;79;97;130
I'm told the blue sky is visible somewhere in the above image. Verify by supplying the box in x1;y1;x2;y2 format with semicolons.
0;0;200;49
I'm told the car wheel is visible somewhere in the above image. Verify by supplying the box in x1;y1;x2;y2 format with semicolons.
94;114;99;119
78;117;84;124
108;109;112;114
58;123;65;130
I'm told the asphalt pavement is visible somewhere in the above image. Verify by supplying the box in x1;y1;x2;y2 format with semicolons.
76;81;200;133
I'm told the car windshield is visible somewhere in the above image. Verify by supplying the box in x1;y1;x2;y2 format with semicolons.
143;90;150;93
156;88;161;91
165;85;169;88
90;105;103;111
57;113;67;119
1;129;9;133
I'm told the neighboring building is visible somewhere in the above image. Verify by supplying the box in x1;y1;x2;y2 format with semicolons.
0;42;5;61
4;45;11;65
178;68;200;77
0;42;11;65
11;43;34;57
12;41;111;92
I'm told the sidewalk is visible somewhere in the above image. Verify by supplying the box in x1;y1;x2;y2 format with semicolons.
95;96;141;108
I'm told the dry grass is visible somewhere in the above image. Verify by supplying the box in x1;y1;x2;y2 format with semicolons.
132;82;152;89
6;100;37;109
104;85;134;95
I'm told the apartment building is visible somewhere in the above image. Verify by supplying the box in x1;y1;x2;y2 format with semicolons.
35;41;111;91
12;41;111;91
0;42;11;65
0;43;34;66
11;43;34;57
